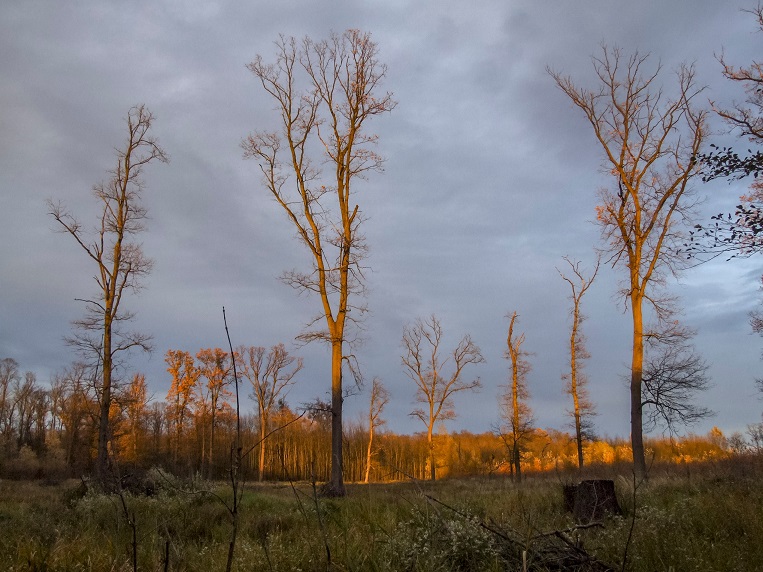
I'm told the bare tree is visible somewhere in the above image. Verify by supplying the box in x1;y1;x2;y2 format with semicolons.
119;373;149;462
557;256;599;468
641;324;712;434
551;48;706;477
402;315;484;481
50;362;97;469
12;372;44;451
196;348;232;479
165;350;199;466
0;358;20;451
501;312;533;481
364;377;389;483
243;30;395;496
238;344;302;481
47;105;168;481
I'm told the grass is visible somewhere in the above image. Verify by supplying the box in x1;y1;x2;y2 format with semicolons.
0;458;762;571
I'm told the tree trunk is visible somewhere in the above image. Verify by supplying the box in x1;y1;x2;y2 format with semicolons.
97;317;112;482
365;419;373;484
575;412;584;469
209;407;216;480
512;362;522;482
428;423;436;481
631;294;647;478
571;307;584;469
329;340;345;495
259;410;267;482
513;440;522;482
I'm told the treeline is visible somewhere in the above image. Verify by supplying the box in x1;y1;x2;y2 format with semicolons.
2;354;757;481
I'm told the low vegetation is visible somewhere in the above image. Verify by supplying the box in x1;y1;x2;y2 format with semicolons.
1;456;761;571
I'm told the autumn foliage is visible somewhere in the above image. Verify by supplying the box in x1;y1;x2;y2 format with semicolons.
0;354;744;482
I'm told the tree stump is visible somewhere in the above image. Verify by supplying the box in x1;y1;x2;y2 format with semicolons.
565;479;621;524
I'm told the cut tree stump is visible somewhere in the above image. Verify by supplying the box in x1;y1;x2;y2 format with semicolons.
564;479;621;524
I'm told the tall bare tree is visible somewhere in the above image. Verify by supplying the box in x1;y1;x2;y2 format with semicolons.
402;315;484;481
244;30;395;495
551;48;706;477
557;256;599;468
364;377;389;483
238;344;302;481
48;105;168;481
501;311;533;481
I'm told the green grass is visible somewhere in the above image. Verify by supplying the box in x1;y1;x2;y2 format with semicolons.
0;459;762;571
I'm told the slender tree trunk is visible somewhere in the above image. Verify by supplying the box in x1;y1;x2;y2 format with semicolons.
97;315;112;481
364;418;374;484
427;425;436;481
574;412;584;469
259;409;267;482
570;316;584;468
174;398;181;465
209;407;216;480
513;441;522;482
631;293;647;478
329;340;345;495
200;420;207;477
512;364;522;481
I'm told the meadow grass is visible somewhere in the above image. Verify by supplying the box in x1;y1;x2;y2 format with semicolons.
0;458;761;571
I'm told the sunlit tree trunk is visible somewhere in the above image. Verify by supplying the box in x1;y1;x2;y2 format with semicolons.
330;339;344;492
364;378;388;483
258;406;267;482
630;291;646;477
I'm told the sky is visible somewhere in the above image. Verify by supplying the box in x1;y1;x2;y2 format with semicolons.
2;1;763;441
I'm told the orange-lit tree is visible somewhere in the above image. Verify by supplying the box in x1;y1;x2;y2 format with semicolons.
237;344;302;481
501;311;533;481
365;377;389;483
557;257;599;468
196;348;232;478
47;106;168;482
551;48;706;478
118;373;148;463
244;30;395;496
165;350;199;466
402;315;484;481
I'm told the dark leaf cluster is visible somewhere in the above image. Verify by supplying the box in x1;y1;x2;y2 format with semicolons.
685;202;763;260
697;144;763;182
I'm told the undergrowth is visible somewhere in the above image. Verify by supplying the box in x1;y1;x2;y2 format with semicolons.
0;459;761;571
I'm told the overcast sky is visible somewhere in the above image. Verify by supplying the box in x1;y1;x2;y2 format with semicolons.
2;1;763;440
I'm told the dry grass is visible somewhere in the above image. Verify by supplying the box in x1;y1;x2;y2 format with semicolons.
0;457;761;571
